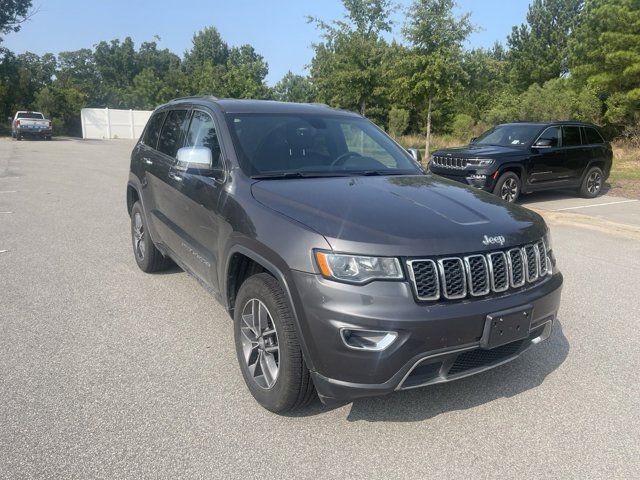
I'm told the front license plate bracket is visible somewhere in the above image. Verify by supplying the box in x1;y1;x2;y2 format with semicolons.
481;305;533;349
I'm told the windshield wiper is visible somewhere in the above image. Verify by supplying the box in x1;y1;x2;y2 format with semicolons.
252;171;352;180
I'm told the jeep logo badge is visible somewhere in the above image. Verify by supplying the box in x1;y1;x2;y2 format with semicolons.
482;235;506;246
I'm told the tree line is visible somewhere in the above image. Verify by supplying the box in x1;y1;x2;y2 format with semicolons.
0;0;638;148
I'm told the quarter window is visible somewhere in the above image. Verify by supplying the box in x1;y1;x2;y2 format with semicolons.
185;110;223;169
157;109;189;159
584;127;604;145
562;126;582;147
141;111;165;149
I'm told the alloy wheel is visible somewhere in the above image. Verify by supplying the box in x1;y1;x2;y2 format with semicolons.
587;171;602;195
240;298;280;389
133;212;146;261
500;178;519;202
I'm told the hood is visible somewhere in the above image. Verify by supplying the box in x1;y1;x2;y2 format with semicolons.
433;144;525;158
251;175;546;257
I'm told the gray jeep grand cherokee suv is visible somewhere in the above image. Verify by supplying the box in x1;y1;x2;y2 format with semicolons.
127;98;563;413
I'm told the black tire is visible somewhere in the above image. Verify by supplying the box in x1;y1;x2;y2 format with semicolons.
579;166;604;198
16;134;22;141
493;171;521;203
130;201;171;273
45;136;52;141
234;273;315;413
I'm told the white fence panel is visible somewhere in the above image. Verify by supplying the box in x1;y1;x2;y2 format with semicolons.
81;108;152;139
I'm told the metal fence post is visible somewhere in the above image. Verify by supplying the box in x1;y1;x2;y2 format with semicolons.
129;109;135;139
105;108;111;139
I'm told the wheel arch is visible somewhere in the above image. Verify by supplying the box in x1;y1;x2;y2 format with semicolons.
223;244;316;372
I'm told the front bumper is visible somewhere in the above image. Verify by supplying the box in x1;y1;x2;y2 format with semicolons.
429;165;497;191
291;270;563;406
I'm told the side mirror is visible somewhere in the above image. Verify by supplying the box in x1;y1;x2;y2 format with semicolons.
533;138;554;149
407;148;422;163
176;146;217;174
470;137;477;143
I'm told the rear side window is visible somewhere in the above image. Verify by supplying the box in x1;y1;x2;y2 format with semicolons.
562;126;581;147
158;110;189;158
141;112;165;149
185;110;223;168
584;127;604;145
537;126;561;147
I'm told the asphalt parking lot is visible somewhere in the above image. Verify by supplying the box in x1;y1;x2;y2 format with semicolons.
1;138;639;479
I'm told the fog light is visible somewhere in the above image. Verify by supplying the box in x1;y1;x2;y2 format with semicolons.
466;174;487;188
340;329;398;351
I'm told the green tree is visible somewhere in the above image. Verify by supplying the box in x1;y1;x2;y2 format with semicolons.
184;26;229;73
388;107;410;136
273;71;315;103
223;45;270;99
400;0;473;154
570;0;640;125
35;84;86;135
0;0;33;40
507;0;583;90
309;0;396;116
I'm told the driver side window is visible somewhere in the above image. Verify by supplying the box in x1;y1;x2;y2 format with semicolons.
340;124;396;167
538;127;561;148
185;110;223;169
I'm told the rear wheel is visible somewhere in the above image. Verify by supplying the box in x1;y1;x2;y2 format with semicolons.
493;171;521;203
234;273;315;413
579;166;603;198
130;201;172;273
15;134;22;141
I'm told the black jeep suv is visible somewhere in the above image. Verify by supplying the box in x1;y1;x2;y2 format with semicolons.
127;98;563;413
429;122;613;203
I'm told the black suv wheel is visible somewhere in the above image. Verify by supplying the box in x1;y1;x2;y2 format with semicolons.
233;273;315;413
579;166;604;198
493;171;521;203
130;202;172;272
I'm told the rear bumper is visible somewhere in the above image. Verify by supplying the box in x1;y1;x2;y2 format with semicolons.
16;128;52;137
291;270;563;406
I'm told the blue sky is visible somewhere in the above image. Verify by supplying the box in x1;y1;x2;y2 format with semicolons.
4;0;530;85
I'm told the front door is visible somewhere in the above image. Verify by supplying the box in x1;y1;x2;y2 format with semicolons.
162;109;226;292
528;126;564;185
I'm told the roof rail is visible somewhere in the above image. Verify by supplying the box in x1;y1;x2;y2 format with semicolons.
168;95;219;103
307;102;331;108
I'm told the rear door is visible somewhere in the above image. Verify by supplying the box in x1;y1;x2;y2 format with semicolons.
162;108;227;289
561;125;587;182
149;108;191;251
582;126;608;175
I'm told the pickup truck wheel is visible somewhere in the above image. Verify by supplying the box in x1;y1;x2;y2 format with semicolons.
130;201;171;273
579;166;603;198
493;172;521;203
15;134;22;141
234;273;315;413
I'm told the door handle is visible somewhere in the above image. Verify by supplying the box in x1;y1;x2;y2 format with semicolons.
168;171;183;182
142;157;153;165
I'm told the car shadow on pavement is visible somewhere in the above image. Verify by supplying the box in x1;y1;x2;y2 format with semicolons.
518;185;611;206
292;320;569;421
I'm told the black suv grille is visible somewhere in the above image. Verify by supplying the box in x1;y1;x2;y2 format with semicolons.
448;340;524;376
431;156;468;169
407;239;551;301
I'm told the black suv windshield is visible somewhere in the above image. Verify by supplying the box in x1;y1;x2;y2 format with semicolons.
474;124;542;147
225;113;421;177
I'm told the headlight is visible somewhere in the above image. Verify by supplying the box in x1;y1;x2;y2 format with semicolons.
466;158;494;167
314;251;404;284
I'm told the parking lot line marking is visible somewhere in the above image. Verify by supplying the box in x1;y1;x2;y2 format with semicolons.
0;250;7;254
555;199;639;211
0;211;13;214
0;190;17;193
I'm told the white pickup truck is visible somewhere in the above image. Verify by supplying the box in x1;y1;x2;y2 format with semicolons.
10;111;52;140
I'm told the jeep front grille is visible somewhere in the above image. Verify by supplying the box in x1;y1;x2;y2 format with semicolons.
431;156;469;169
407;239;551;301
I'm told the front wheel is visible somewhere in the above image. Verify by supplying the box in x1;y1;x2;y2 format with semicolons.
234;273;315;413
493;171;521;203
579;166;604;198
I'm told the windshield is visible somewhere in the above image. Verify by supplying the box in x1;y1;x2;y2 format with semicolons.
225;113;422;177
474;124;542;147
17;112;44;119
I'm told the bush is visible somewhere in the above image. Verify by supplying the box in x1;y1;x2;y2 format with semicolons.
451;114;475;140
388;107;410;137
